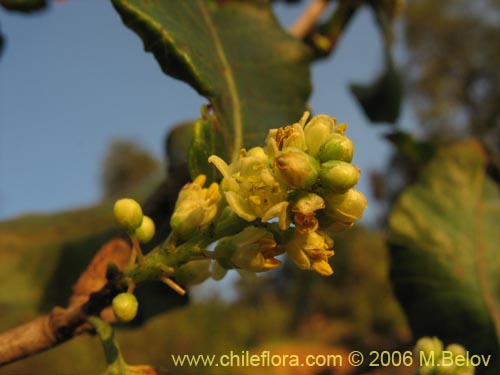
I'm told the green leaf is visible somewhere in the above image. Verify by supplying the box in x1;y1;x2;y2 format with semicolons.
0;0;46;12
388;140;500;373
112;0;312;163
385;130;436;165
350;51;402;124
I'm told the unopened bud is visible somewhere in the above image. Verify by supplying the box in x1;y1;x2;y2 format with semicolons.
321;188;367;223
304;115;335;156
135;215;156;244
319;160;360;193
275;147;320;190
445;343;466;358
414;337;443;359
113;198;143;233
318;133;354;163
112;292;138;322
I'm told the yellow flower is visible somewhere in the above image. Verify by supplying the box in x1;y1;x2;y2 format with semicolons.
170;174;221;238
285;229;334;276
215;227;284;272
209;147;288;228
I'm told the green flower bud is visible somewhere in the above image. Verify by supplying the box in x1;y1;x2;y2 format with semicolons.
135;215;155;244
445;344;466;358
274;147;320;190
321;188;367;223
414;336;443;360
318;133;354;163
303;114;335;156
113;198;143;233
319;160;360;193
112;292;138;322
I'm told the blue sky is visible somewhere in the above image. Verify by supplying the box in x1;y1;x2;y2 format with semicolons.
0;1;415;223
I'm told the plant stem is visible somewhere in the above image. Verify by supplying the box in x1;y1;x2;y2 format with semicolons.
289;0;330;38
309;0;362;58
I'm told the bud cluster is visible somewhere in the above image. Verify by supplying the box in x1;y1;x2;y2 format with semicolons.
113;198;156;243
414;337;475;375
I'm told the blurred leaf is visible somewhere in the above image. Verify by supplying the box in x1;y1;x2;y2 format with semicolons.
0;27;4;57
389;140;500;374
165;121;195;168
385;130;436;165
102;140;160;199
188;108;225;183
112;0;312;163
0;0;46;12
0;174;184;331
350;51;402;124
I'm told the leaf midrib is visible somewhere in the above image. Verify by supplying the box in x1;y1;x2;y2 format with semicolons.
197;0;242;162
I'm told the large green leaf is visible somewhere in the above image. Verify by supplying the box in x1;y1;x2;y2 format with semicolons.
111;0;312;163
388;140;500;374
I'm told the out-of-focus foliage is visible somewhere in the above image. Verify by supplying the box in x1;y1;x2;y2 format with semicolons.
405;0;500;151
389;140;500;374
102;140;160;198
0;0;46;12
350;51;403;124
1;226;411;375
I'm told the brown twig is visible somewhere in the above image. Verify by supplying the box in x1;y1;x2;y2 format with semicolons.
0;158;192;367
289;0;330;38
0;238;130;366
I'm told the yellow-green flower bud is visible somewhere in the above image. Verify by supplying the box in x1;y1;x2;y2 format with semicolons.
292;192;325;215
275;147;320;190
321;188;367;224
135;215;155;244
112;292;138;322
445;344;466;358
414;336;443;360
318;133;354;163
303;114;335;156
319;160;360;193
113;198;143;233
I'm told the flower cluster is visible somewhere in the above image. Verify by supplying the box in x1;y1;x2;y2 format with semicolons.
203;112;367;276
